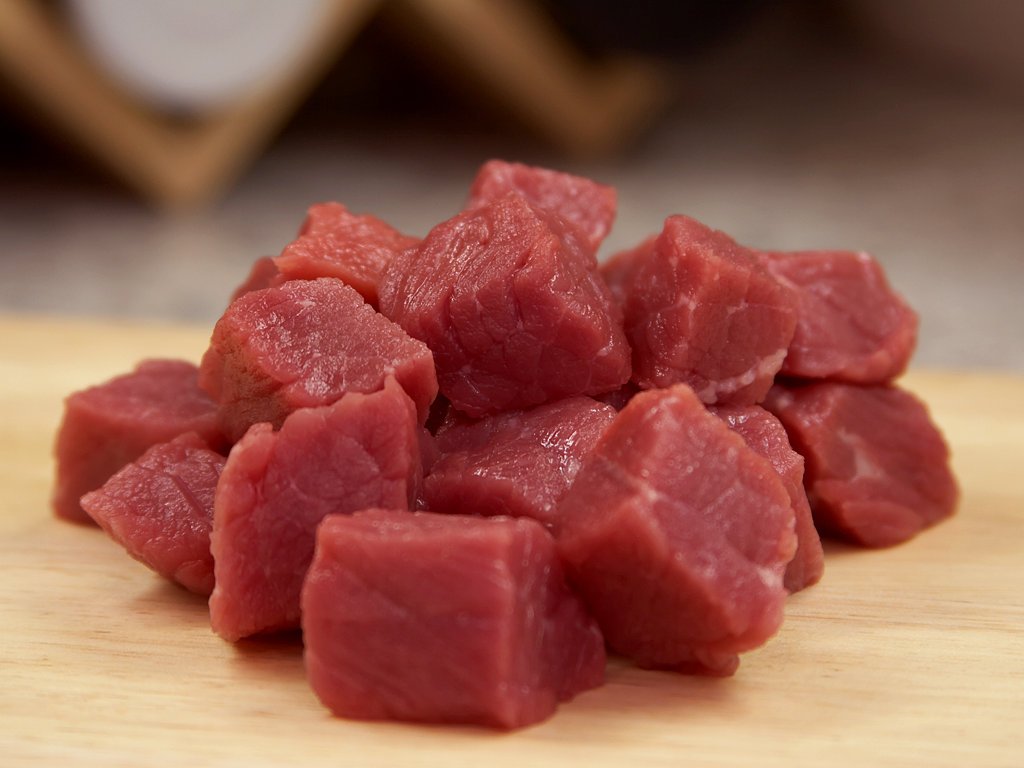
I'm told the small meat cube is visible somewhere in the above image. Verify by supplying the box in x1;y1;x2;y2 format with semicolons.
424;397;616;526
760;250;918;383
711;404;825;593
556;384;796;676
200;278;437;442
765;381;958;548
603;216;798;405
379;194;630;417
228;256;281;304
80;433;224;595
276;203;420;308
53;359;225;525
466;160;617;255
301;509;605;729
210;378;420;641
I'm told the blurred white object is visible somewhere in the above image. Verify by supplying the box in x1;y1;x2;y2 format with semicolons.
68;0;329;112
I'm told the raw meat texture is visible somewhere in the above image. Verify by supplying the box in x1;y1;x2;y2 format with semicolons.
199;278;437;442
302;509;605;729
765;381;958;548
466;160;617;255
599;235;655;311
760;250;918;383
276;202;420;308
53;359;225;525
711;405;824;593
603;216;798;404
556;384;796;675
379;193;631;417
424;397;616;527
209;378;421;641
229;256;280;304
80;433;224;595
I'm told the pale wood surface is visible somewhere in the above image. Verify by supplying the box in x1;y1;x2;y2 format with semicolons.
1;314;1021;767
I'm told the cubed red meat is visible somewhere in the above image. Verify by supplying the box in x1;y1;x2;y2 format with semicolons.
301;509;605;729
80;432;224;595
556;384;796;676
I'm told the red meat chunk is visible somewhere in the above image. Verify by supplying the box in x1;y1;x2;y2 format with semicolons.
424;397;616;526
379;194;630;417
603;216;798;404
53;359;225;525
556;384;796;676
765;381;958;548
301;509;606;729
276;202;420;308
209;378;420;641
760;250;918;383
80;433;224;595
228;256;281;304
200;278;437;442
466;160;617;255
711;405;825;593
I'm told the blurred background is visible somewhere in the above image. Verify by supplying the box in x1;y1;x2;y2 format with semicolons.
1;0;1021;370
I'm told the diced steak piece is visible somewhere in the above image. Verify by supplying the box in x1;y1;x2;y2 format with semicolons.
276;203;420;308
80;433;224;595
556;384;796;676
760;250;918;383
711;405;825;593
210;378;420;641
764;381;958;548
200;278;437;442
379;194;631;417
466;160;617;255
603;216;798;405
53;359;225;525
302;509;605;729
424;397;616;526
228;256;281;304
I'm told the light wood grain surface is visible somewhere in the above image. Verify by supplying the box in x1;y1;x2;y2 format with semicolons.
1;313;1021;767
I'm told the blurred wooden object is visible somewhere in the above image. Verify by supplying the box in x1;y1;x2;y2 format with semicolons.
0;0;665;208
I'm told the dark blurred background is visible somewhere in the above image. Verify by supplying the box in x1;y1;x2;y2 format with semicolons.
1;0;1022;370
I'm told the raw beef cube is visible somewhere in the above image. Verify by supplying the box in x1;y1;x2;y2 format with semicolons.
379;194;631;417
764;381;958;548
210;378;420;641
711;405;824;593
556;384;796;676
200;278;437;442
228;256;281;304
53;359;225;525
276;202;420;308
466;160;617;255
424;397;616;526
302;509;605;729
760;250;918;383
80;433;224;595
603;216;798;405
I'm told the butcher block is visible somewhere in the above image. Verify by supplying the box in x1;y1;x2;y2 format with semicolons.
1;313;1021;767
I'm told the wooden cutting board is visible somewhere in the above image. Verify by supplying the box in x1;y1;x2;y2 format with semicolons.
1;314;1021;767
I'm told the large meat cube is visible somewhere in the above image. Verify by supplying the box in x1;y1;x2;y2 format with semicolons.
302;509;605;729
53;359;225;525
200;278;437;442
424;397;616;527
210;378;420;641
711;405;825;593
760;250;918;383
466;160;617;255
275;203;420;308
556;384;796;676
765;381;958;548
379;194;631;417
80;432;224;595
603;216;798;405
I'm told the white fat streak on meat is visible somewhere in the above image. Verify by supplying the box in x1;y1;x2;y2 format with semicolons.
836;427;884;480
694;348;787;403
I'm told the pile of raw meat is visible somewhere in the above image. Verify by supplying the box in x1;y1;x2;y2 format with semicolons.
54;160;958;730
